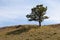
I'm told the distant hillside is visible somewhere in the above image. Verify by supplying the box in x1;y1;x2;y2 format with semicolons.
0;24;60;40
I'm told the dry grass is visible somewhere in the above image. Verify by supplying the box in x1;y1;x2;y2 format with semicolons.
0;24;60;40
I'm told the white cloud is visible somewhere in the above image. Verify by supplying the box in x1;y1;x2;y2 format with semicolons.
0;0;60;26
46;0;60;21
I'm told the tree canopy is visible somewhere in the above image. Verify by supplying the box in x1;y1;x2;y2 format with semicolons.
26;4;49;26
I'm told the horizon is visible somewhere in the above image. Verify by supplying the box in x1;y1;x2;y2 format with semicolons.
0;0;60;27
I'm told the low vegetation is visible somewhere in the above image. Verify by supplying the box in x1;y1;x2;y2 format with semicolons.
0;24;60;40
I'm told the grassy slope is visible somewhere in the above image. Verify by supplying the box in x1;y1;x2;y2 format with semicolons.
0;24;60;40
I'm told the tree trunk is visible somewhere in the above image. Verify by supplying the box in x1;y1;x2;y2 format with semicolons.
39;21;41;27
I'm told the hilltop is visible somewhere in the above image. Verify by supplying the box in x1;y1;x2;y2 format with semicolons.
0;24;60;40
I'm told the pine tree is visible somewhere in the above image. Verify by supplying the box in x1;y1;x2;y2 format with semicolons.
26;4;49;26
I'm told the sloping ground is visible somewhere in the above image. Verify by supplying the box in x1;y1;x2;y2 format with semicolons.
0;24;60;40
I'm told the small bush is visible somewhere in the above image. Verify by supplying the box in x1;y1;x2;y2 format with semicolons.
26;39;29;40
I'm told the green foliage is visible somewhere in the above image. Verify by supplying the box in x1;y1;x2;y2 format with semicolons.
26;4;49;26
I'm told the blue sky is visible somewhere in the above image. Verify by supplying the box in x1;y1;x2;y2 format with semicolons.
0;0;60;27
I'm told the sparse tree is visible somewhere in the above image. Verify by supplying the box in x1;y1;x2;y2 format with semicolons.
26;4;49;26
